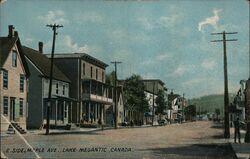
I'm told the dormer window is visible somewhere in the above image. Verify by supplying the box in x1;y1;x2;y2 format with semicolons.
12;50;17;67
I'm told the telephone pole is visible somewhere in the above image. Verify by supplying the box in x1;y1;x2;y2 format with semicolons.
152;81;155;126
111;61;122;129
211;31;237;138
182;93;185;123
245;0;250;143
45;24;63;135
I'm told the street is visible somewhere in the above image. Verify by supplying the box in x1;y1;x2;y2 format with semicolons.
1;121;236;159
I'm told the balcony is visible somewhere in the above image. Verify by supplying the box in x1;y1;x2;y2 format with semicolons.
82;79;113;105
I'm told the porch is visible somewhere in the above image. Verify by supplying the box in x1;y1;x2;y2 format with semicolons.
43;96;76;126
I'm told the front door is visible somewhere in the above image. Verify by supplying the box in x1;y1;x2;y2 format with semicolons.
10;98;15;121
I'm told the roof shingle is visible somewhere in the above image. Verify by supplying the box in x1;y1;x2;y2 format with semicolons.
23;46;70;83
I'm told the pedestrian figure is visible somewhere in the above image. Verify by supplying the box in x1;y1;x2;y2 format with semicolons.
98;118;104;131
234;117;241;143
90;112;94;123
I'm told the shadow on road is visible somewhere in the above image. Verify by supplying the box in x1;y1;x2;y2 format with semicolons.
143;143;237;159
40;131;103;136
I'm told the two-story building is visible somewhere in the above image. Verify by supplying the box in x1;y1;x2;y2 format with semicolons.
48;53;113;125
143;79;167;124
23;44;74;129
0;25;30;133
168;91;186;123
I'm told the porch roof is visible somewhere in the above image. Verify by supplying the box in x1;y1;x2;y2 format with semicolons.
44;95;77;102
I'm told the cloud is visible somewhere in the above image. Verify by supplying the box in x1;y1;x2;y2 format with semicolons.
141;53;171;66
0;0;7;5
23;37;34;45
201;59;217;70
37;10;68;25
157;15;180;28
172;65;194;77
198;8;222;32
155;53;172;61
138;14;181;30
75;11;103;23
63;35;89;53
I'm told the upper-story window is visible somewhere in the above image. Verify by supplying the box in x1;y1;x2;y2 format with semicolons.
62;85;65;95
96;69;98;80
56;83;59;94
20;74;25;92
102;71;104;82
82;63;85;76
90;66;93;78
12;51;17;67
3;70;8;89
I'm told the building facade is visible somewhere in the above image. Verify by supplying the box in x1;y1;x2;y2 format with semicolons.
50;53;113;125
0;25;30;132
23;45;73;129
168;91;186;123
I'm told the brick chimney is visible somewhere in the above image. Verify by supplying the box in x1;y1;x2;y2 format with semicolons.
38;42;43;53
8;25;15;38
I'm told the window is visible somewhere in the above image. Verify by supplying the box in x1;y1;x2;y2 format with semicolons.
90;67;93;78
12;51;17;67
62;85;65;95
82;63;85;75
3;97;8;115
3;70;8;89
19;98;23;116
96;69;98;80
56;83;59;94
102;71;104;82
20;74;25;92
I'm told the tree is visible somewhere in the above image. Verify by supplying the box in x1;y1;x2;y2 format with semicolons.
106;71;115;86
184;105;196;121
155;90;167;119
215;108;220;119
123;74;149;123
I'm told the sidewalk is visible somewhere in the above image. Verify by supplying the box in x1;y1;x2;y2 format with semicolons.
230;128;250;159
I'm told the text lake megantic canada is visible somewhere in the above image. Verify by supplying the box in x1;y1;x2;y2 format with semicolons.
4;147;133;153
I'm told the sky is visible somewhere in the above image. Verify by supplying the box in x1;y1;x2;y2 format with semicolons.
0;0;249;98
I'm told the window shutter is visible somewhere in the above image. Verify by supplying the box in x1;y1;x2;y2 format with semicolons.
15;98;20;119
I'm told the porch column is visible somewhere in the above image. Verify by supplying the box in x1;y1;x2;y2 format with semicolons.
63;101;65;124
88;102;91;121
101;104;104;123
55;100;58;125
70;101;73;123
94;104;97;122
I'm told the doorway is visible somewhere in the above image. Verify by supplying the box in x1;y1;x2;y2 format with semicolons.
10;97;15;121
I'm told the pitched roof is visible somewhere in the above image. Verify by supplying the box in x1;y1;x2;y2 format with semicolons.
47;53;108;69
168;93;180;102
0;36;30;77
0;37;17;67
22;46;71;83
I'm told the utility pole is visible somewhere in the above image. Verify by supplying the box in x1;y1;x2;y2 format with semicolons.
245;0;250;143
182;93;185;123
111;61;122;129
211;31;237;138
45;24;63;135
152;82;156;126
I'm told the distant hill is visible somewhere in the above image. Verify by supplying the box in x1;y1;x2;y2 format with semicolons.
188;94;235;118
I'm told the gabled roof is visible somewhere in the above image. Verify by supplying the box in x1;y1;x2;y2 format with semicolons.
168;93;180;102
22;46;70;83
47;53;108;69
0;36;30;77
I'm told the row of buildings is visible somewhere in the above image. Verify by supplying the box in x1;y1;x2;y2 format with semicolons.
0;25;187;133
